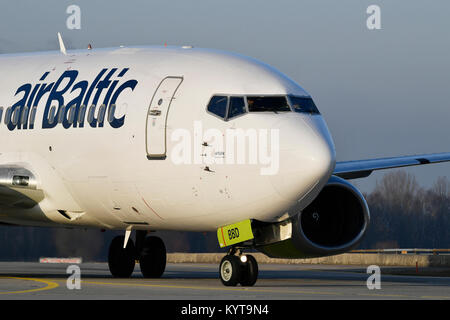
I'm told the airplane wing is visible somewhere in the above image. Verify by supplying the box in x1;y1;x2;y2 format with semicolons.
334;152;450;180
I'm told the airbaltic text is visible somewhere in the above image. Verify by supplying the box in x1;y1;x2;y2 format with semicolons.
0;68;138;131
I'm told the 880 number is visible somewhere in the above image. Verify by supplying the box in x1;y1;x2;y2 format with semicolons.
228;228;240;240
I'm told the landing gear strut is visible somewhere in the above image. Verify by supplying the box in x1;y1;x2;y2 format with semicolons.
219;248;258;287
107;232;167;279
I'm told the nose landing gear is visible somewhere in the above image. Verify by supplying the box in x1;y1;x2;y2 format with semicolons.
219;248;258;287
107;232;258;286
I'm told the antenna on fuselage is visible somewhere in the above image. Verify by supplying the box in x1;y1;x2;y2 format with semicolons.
57;32;67;55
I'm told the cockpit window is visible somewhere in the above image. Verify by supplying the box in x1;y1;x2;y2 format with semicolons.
207;95;228;119
206;94;320;120
247;96;291;113
288;95;320;115
228;97;246;119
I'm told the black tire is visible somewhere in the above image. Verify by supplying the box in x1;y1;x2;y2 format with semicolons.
219;255;241;287
239;255;258;287
108;236;136;278
139;236;166;278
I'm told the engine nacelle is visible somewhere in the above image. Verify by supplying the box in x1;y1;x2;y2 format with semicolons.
254;176;370;259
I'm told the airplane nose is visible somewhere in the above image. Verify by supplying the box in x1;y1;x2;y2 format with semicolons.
269;116;336;203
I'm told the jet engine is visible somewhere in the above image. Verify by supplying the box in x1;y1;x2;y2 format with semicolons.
254;176;370;258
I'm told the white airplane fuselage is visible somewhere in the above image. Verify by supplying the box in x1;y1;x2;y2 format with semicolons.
0;46;336;232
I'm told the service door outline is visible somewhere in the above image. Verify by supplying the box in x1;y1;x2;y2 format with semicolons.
145;76;183;159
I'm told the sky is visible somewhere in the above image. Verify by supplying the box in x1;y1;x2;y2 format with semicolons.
0;0;449;193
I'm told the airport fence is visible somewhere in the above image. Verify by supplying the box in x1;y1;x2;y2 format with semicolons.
350;249;450;255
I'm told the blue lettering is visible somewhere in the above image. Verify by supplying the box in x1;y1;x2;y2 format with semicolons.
89;69;117;128
108;79;138;129
43;70;79;129
63;80;88;129
8;84;31;131
5;68;138;131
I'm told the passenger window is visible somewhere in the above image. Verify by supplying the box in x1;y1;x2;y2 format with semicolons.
207;96;228;119
228;97;246;119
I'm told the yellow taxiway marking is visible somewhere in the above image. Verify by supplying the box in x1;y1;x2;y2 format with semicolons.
421;295;450;300
0;277;59;295
1;276;447;300
81;279;340;296
78;279;450;300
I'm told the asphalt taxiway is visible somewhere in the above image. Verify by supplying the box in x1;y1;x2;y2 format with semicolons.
0;262;449;300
